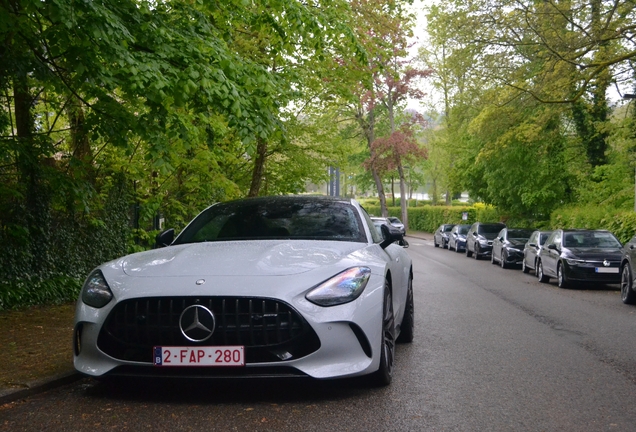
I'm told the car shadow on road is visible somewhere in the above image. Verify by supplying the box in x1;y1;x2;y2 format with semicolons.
82;374;382;404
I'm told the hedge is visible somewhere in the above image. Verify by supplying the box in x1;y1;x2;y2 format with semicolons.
364;202;636;243
550;206;636;244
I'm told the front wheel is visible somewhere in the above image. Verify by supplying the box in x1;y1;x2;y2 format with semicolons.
500;252;508;269
370;281;395;386
537;261;549;283
557;263;569;288
522;258;529;274
474;244;481;260
491;251;497;265
466;245;473;258
434;238;439;248
621;264;636;304
396;274;414;343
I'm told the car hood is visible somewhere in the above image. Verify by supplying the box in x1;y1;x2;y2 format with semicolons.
508;239;527;247
122;240;366;277
565;247;622;260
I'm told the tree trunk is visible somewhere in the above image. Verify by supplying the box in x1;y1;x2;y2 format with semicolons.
248;137;267;197
391;176;395;207
397;163;408;231
14;71;52;275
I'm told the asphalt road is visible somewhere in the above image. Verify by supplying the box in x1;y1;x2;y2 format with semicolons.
2;239;635;431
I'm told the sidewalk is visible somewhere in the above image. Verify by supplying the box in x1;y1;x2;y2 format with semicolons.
0;303;79;404
0;231;431;405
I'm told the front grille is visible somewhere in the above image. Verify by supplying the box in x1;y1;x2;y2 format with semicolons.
97;297;320;364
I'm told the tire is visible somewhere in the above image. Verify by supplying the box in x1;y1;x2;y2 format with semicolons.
434;238;439;248
557;263;569;289
621;264;636;304
396;274;414;344
522;258;530;274
491;251;497;265
537;261;549;283
500;252;508;269
455;244;461;253
474;244;480;260
466;245;473;258
370;280;395;386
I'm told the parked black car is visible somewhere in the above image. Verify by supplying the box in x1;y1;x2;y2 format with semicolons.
521;230;553;274
448;224;470;253
434;224;455;248
536;229;622;288
465;222;507;260
619;235;636;304
491;228;534;269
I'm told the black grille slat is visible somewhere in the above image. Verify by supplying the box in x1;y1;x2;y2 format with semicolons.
97;296;320;364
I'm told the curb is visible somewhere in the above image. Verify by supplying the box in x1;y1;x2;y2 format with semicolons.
0;370;81;406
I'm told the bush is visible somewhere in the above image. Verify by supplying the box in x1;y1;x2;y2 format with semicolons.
0;275;81;311
550;206;636;243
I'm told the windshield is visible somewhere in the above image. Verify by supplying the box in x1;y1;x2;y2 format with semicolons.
458;225;469;235
508;229;533;240
174;198;367;244
563;231;621;248
478;224;505;239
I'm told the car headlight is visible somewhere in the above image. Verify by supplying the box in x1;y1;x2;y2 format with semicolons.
509;247;521;253
81;270;113;308
565;258;585;266
479;239;489;246
306;267;371;307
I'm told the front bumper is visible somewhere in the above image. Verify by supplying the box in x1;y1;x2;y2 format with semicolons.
563;262;621;283
74;278;385;380
503;249;524;265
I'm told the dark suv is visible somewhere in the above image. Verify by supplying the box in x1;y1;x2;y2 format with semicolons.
466;222;506;260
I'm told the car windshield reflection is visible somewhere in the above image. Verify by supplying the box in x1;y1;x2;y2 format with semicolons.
174;198;366;244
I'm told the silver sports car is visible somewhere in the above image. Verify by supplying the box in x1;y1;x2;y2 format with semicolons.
74;196;414;385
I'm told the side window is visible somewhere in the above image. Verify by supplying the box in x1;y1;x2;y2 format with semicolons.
545;232;557;247
360;208;382;244
552;231;562;247
529;232;538;245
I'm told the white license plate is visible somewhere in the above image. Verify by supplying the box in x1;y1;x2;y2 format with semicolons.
595;268;619;274
154;346;244;367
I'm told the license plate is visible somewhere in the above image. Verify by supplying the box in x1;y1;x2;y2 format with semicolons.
154;346;244;367
595;268;619;274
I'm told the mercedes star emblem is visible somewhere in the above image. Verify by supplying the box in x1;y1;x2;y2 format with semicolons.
179;304;215;342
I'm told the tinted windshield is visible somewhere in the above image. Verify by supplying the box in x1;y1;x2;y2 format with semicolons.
458;225;469;234
508;229;533;240
478;224;505;239
563;231;621;248
174;198;366;244
444;225;454;232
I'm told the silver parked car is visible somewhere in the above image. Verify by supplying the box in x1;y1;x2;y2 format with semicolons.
433;224;455;249
521;230;553;274
74;196;414;385
387;217;406;235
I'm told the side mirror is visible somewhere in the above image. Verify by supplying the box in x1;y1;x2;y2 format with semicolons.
528;243;537;248
380;224;404;249
547;243;557;250
155;228;175;248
